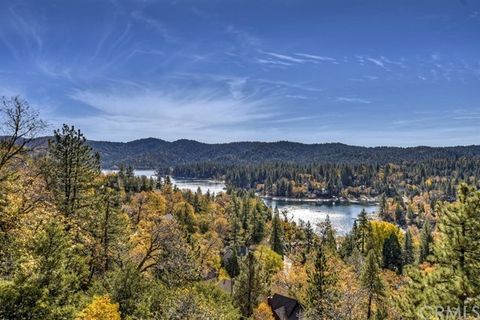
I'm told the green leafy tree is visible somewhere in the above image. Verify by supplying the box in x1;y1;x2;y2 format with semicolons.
96;262;153;319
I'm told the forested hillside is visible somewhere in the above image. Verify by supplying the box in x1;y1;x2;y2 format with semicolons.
2;98;480;320
83;138;480;169
2;98;480;319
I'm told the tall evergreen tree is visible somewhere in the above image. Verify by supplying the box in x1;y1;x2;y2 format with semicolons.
88;185;128;277
382;233;403;274
228;196;243;248
395;203;406;227
234;252;264;317
304;221;314;257
319;215;336;253
0;220;87;319
305;242;338;319
418;220;433;264
403;229;414;265
225;248;240;280
250;202;265;244
356;209;370;254
47;124;100;218
430;184;480;311
270;211;284;256
361;250;384;319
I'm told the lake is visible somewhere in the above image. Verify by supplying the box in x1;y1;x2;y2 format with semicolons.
102;169;377;234
262;198;378;235
101;169;226;194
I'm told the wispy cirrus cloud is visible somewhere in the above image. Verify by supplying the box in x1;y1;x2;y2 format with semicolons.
225;25;261;48
256;58;293;67
66;85;281;141
295;53;337;63
263;51;306;63
366;57;385;68
131;10;175;42
336;97;371;104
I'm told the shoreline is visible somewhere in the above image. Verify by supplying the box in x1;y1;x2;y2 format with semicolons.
101;170;378;205
259;194;379;205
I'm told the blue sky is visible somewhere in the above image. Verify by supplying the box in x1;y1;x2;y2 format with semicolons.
1;0;479;146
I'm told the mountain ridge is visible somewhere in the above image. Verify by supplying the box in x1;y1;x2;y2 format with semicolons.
79;137;480;169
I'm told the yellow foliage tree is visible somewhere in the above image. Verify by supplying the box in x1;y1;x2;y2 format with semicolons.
252;302;275;320
369;220;402;254
255;244;284;277
77;296;121;320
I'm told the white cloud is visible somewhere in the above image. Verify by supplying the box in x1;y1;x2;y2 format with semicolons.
295;53;336;62
366;57;385;68
285;94;309;99
131;10;174;42
67;86;280;141
256;58;293;67
336;97;371;104
225;25;261;47
227;78;247;99
263;51;306;63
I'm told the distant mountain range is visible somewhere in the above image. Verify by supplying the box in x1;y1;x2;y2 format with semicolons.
77;138;480;169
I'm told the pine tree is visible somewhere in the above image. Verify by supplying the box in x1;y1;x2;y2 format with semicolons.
403;229;414;265
430;184;480;311
47;124;100;218
418;220;433;264
250;202;265;244
304;221;314;257
234;252;264;317
361;250;384;319
305;242;338;319
320;215;336;253
89;185;128;276
356;209;370;254
229;196;243;248
379;195;387;221
225;248;240;279
270;211;284;256
382;233;403;274
395;203;406;227
0;220;87;319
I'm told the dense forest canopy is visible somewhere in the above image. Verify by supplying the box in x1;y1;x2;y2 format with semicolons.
168;158;480;200
83;138;480;169
2;98;480;319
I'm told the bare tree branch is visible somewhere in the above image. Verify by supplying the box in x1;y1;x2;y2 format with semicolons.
0;96;46;179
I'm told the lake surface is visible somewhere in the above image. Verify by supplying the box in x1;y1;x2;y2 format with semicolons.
263;198;378;235
102;169;377;233
101;169;226;194
171;178;227;194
